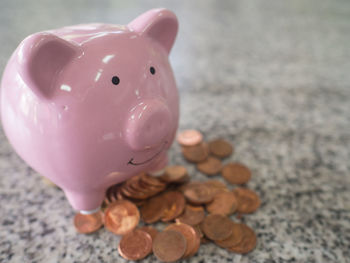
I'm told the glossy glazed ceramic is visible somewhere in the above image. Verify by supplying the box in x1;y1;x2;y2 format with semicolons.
0;8;179;211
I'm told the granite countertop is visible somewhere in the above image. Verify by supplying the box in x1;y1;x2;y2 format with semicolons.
0;0;350;262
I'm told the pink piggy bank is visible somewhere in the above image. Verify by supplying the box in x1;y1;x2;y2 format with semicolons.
0;8;179;213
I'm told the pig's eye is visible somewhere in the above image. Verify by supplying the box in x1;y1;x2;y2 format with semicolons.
111;76;120;85
150;66;156;75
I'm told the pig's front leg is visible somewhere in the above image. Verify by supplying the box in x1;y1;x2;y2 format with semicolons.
147;153;168;176
64;189;105;214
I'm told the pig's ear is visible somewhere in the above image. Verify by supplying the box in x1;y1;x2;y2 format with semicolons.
128;8;178;54
18;32;82;99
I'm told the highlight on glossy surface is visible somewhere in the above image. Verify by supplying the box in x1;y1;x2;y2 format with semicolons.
177;129;203;146
104;200;140;235
0;8;179;211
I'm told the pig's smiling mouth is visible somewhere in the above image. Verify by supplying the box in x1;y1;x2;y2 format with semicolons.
127;141;168;166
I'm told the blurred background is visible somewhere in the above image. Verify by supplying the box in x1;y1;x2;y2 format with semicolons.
0;0;349;262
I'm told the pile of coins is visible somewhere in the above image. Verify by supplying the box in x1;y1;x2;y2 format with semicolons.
73;129;261;261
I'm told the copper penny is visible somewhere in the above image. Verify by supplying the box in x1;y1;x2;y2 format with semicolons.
132;199;147;207
103;196;110;207
118;229;152;260
193;224;204;238
125;174;164;200
183;182;214;205
182;143;209;163
115;187;125;200
140;195;165;224
139;226;158;241
208;139;233;158
228;224;257;254
140;173;167;188
222;163;251;185
196;156;223;175
74;211;104;234
201;236;211;244
127;178;162;200
204;179;229;195
153;230;187;262
105;184;117;203
161;191;186;222
161;165;188;183
215;222;244;248
177;181;194;193
206;191;238;216
136;180;166;198
121;183;150;200
165;223;200;259
127;175;149;193
233;188;261;214
176;205;205;226
201;214;233;241
177;129;203;146
104;200;140;235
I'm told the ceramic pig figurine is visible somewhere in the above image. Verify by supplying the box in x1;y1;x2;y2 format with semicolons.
0;9;179;213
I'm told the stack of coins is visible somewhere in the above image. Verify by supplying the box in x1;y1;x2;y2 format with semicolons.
73;129;261;261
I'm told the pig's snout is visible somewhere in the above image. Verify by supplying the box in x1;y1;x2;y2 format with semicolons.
125;100;171;151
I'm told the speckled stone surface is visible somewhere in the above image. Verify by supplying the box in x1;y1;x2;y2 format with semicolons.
0;0;350;262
